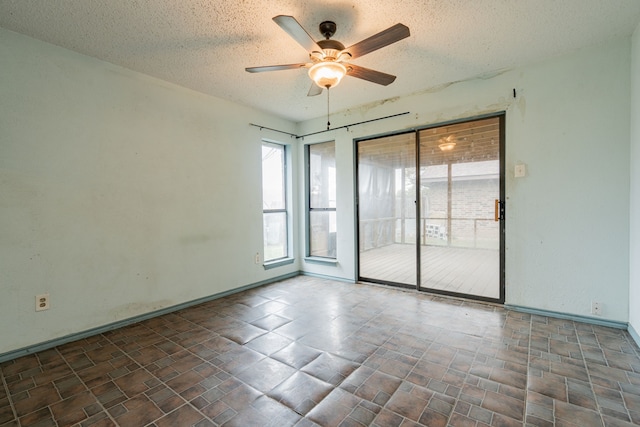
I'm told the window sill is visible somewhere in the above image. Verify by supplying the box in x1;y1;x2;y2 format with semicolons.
304;257;338;266
263;257;295;270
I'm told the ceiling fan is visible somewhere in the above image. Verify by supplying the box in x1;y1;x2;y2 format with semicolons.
246;15;410;96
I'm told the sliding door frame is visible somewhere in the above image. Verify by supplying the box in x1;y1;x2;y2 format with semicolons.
355;112;506;303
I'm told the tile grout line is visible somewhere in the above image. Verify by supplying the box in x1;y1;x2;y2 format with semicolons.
54;340;120;425
195;297;309;422
236;297;331;423
144;308;257;424
78;328;181;426
574;322;609;427
124;321;217;426
462;326;490;426
306;308;380;425
372;307;427;425
168;296;317;425
338;306;414;426
380;319;434;427
524;311;533;427
0;364;21;427
598;327;638;425
623;327;640;423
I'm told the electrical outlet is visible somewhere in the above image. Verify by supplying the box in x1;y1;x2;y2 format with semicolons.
35;294;50;311
591;301;602;316
254;253;260;264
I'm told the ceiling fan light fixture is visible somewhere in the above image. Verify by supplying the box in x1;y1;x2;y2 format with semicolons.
438;141;456;151
438;135;457;151
308;61;347;89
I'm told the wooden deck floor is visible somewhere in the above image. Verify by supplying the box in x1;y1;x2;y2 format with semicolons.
359;244;500;299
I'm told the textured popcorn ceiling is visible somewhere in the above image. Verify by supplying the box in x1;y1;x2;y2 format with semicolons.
1;1;639;122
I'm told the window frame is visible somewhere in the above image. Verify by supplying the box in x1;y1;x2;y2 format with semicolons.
261;140;292;266
305;141;337;260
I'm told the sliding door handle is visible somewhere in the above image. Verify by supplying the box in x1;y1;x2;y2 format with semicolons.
495;199;505;221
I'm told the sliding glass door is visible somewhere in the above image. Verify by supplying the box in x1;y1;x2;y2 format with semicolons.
357;115;504;302
358;132;417;287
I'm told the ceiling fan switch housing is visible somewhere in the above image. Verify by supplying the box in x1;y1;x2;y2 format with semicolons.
318;39;345;52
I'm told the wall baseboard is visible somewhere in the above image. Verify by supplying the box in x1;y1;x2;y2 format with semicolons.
0;272;299;364
2;277;635;363
300;271;356;284
629;323;640;348
506;304;629;329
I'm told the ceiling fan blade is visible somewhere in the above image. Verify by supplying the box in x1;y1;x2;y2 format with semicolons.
346;64;397;86
307;83;323;97
245;63;307;73
273;15;322;53
344;23;410;59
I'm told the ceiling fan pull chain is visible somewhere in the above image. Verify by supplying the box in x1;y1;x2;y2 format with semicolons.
326;87;331;130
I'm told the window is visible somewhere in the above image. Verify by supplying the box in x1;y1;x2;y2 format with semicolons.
262;142;288;262
307;141;337;258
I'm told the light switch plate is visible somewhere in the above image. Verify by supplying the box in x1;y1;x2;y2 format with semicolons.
515;164;526;177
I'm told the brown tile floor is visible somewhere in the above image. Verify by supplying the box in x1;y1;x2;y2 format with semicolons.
1;275;640;426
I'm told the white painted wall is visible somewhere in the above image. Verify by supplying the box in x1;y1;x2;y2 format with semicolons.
1;26;634;356
298;39;631;323
0;28;299;355
630;22;640;339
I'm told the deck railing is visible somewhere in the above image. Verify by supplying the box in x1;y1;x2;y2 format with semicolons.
360;216;497;251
